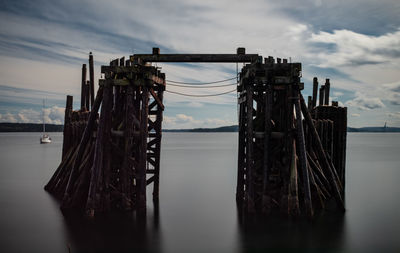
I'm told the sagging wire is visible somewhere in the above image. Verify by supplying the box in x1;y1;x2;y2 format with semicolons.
165;88;237;97
166;82;237;88
166;76;238;85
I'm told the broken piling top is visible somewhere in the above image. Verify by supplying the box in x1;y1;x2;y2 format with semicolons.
237;55;303;92
99;59;166;88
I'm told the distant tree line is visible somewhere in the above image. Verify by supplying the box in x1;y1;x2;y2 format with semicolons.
1;123;399;133
0;123;63;132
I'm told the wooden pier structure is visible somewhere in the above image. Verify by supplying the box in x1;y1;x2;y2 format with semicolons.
45;48;347;218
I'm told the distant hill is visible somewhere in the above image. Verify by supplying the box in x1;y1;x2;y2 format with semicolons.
1;123;399;133
0;123;63;132
165;125;239;132
165;125;400;132
347;127;400;132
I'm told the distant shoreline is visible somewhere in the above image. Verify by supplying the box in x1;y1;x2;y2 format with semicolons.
1;123;399;133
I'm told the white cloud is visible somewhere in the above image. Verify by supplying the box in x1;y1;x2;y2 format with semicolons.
309;28;400;68
0;112;18;123
45;106;65;124
0;106;65;124
345;92;385;110
163;113;235;129
387;112;400;119
351;113;360;117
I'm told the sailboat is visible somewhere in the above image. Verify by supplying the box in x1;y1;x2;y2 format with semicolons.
40;99;52;144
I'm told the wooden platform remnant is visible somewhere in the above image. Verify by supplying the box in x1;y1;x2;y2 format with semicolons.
45;48;347;218
45;53;165;217
236;59;347;218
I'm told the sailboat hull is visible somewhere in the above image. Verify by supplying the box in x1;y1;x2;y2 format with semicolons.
40;135;52;144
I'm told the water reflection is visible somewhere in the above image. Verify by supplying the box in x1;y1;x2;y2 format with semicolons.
62;199;161;253
237;210;346;252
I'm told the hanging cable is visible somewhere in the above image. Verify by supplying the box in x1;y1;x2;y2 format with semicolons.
166;82;237;88
165;88;236;97
166;76;238;85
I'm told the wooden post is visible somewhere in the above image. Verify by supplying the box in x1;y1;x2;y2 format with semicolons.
288;138;300;216
62;87;103;208
341;107;347;195
85;81;90;111
312;77;318;108
299;94;345;211
89;52;95;109
319;85;325;106
236;98;246;203
62;95;73;160
152;87;164;199
308;96;312;111
86;85;112;217
262;86;272;212
246;84;255;212
119;57;125;66
294;88;313;218
324;79;330;105
81;64;87;111
120;85;134;209
137;86;149;212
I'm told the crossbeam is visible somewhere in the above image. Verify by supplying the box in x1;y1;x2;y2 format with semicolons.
131;48;260;63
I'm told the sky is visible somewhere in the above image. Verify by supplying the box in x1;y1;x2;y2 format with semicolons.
0;0;399;128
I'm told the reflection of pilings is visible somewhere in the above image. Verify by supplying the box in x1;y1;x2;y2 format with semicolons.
237;212;346;251
63;204;162;253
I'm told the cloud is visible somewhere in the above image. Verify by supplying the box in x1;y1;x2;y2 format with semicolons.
333;91;344;97
163;113;235;129
45;106;65;124
0;106;64;124
345;92;385;110
309;28;400;68
175;114;196;124
381;81;400;105
351;113;360;117
277;0;400;36
387;112;400;119
0;112;18;123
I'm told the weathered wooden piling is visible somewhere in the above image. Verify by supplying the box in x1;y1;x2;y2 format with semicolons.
81;64;87;111
324;79;330;106
319;85;325;106
89;52;95;109
312;77;318;108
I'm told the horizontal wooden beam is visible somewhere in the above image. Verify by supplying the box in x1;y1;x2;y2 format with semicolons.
111;129;140;137
131;54;260;63
254;131;285;139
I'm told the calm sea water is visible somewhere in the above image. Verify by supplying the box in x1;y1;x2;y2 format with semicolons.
0;132;399;252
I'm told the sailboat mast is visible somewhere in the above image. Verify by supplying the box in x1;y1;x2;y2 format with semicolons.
43;99;45;134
